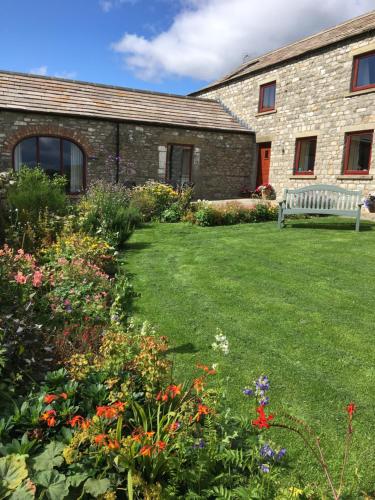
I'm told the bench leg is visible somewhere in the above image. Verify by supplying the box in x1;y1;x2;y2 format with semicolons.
355;212;360;232
278;207;283;229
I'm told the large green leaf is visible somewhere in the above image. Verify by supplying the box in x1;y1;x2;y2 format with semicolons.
0;455;28;491
32;442;65;472
84;478;111;498
9;483;35;499
34;471;68;500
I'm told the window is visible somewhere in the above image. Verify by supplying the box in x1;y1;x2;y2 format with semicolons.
294;137;317;175
351;51;375;91
343;131;373;174
259;81;276;112
167;144;193;186
14;136;84;193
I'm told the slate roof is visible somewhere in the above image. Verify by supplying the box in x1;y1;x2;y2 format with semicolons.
191;10;375;95
0;71;250;133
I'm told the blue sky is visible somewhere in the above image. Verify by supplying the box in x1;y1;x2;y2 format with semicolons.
0;0;373;95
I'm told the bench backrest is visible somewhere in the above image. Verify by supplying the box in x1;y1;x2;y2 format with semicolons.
284;184;362;212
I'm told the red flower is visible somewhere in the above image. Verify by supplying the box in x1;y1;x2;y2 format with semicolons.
156;391;169;402
96;405;118;419
44;394;58;404
112;401;126;412
15;272;27;285
41;409;57;427
68;415;84;428
252;406;274;429
107;439;120;450
59;392;68;400
94;434;108;445
139;445;152;456
155;440;166;452
166;384;182;399
347;402;357;417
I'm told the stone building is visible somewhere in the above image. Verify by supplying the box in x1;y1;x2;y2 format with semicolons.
191;11;375;198
0;72;254;200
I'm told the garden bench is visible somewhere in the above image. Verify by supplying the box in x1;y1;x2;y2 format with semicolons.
278;184;363;231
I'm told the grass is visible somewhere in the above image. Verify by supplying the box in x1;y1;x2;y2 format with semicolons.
124;217;375;495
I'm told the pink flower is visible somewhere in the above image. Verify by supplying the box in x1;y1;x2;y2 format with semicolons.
32;270;43;287
15;272;27;285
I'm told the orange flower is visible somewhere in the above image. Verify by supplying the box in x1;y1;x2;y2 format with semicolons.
94;434;108;445
96;405;118;419
196;364;216;375
68;415;84;428
139;445;152;456
155;440;166;452
81;419;91;430
169;422;180;433
167;384;182;399
44;394;58;404
193;377;204;393
15;272;27;285
131;431;142;442
41;409;57;427
156;391;168;402
198;404;210;415
112;401;126;412
59;392;68;400
107;439;120;450
145;431;155;438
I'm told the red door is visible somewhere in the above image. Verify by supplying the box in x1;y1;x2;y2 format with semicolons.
257;143;271;186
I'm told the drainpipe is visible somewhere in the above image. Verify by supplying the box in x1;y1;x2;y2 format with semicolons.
115;122;120;184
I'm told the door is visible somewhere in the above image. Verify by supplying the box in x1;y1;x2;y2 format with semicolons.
257;142;271;186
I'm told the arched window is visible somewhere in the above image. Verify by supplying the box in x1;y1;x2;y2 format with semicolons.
14;136;85;194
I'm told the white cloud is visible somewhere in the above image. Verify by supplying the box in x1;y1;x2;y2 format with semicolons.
99;0;138;12
55;71;78;79
29;66;77;80
111;0;374;82
30;65;48;76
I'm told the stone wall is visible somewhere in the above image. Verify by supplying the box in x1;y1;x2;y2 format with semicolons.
196;31;375;198
0;110;255;200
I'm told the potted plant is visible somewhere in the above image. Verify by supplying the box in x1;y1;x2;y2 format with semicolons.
255;183;275;200
364;192;375;213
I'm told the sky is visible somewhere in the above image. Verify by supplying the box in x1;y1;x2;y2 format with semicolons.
0;0;373;95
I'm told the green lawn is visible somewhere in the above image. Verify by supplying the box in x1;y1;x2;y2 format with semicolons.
124;217;375;494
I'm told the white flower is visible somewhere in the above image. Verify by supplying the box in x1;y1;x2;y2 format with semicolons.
211;330;229;355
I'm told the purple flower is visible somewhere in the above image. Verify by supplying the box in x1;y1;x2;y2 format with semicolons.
255;375;270;392
276;448;287;460
260;443;275;459
260;464;270;473
193;439;205;449
242;388;254;396
260;396;270;406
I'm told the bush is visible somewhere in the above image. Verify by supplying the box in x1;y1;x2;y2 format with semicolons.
78;181;141;248
5;168;67;251
7;167;67;222
130;182;193;222
190;201;278;226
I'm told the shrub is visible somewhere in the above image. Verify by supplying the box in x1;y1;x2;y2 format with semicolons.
130;181;179;221
5;168;67;251
7;167;67;222
190;201;278;226
78;181;141;248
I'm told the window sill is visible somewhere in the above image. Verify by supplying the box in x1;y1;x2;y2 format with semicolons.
255;109;277;117
345;87;375;98
289;175;317;180
336;175;373;180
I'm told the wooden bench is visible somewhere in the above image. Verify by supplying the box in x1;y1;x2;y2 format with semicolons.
278;184;363;231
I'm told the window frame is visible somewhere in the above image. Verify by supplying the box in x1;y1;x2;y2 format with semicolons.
258;81;276;113
166;143;194;184
293;136;317;175
343;130;373;175
13;135;86;194
351;50;375;92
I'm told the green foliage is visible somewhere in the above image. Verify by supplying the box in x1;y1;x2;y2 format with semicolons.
191;201;278;226
4;168;67;252
0;454;29;498
7;168;67;222
78;181;141;248
130;182;193;222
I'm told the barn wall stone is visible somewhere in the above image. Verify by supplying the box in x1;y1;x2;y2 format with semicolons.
0;110;255;200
